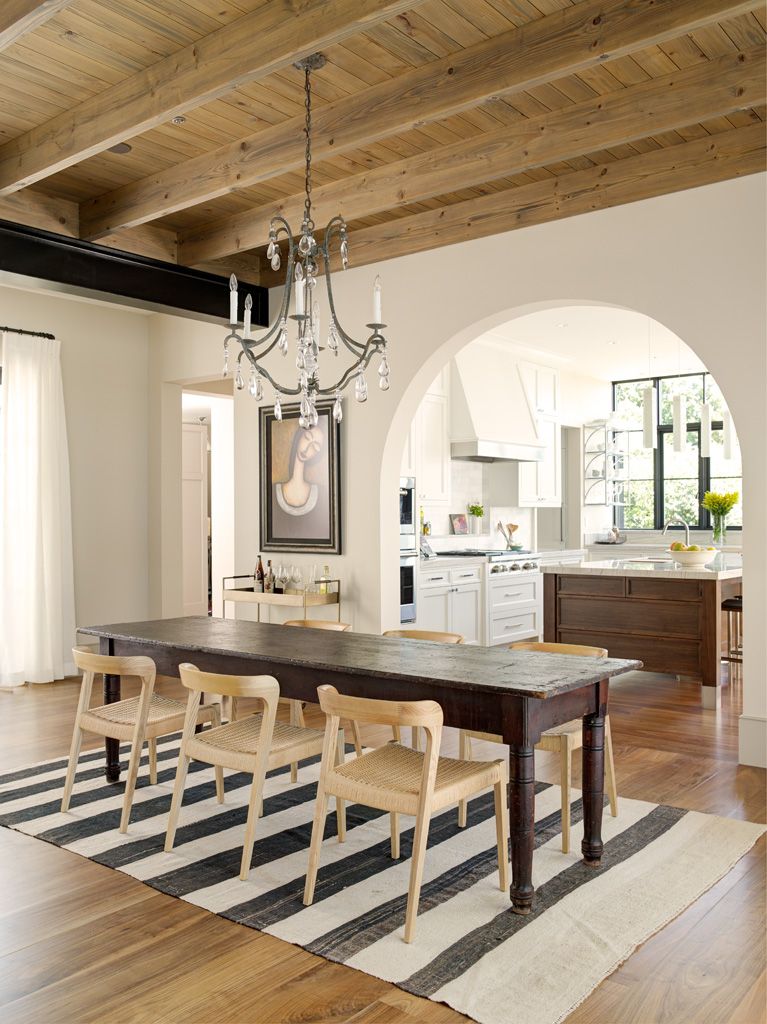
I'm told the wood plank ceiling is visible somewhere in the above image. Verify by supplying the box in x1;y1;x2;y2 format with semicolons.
0;0;764;287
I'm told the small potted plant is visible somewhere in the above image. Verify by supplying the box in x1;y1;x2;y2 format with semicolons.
467;502;484;535
701;490;739;546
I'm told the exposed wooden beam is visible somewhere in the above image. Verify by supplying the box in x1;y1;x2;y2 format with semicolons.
179;47;765;264
0;188;260;279
0;0;424;195
0;0;73;52
259;124;765;281
80;0;761;239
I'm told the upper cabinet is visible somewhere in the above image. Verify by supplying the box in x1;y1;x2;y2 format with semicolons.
401;368;451;504
518;361;560;421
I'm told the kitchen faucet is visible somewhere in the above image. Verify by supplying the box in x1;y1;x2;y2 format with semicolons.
663;517;690;547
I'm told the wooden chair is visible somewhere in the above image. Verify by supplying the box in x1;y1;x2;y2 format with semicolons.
380;626;462;749
61;647;222;834
281;620;362;769
303;685;508;943
458;641;618;854
165;664;345;881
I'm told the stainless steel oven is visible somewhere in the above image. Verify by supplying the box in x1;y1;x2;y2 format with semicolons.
399;553;417;623
399;476;416;551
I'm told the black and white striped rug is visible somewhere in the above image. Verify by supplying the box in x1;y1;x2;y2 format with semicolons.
1;735;763;1024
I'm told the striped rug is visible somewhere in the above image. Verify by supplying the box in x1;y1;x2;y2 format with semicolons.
1;735;763;1024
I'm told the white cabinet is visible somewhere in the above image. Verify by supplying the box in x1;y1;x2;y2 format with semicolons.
419;562;483;643
486;572;542;646
401;367;451;503
417;393;450;503
526;417;562;507
519;361;559;418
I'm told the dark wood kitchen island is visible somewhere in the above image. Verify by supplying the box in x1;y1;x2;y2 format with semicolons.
543;555;743;708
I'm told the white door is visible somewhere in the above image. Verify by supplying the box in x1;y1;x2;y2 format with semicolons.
450;583;482;644
418;585;450;633
182;423;209;616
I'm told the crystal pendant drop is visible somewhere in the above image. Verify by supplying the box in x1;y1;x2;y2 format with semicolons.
266;239;276;260
355;373;368;403
312;300;321;348
248;366;257;397
333;392;343;423
278;318;288;355
270;251;281;272
274;395;282;421
256;376;264;401
222;339;229;378
327;322;339;354
378;354;390;390
340;237;349;270
235;366;244;390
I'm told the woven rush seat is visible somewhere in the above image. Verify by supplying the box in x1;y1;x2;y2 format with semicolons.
193;715;324;756
82;693;187;728
333;742;500;810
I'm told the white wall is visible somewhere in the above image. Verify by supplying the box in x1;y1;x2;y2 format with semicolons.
0;284;150;631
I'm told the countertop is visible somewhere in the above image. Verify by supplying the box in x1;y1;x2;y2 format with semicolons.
542;554;742;581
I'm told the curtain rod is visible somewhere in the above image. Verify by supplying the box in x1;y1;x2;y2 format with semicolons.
0;326;56;339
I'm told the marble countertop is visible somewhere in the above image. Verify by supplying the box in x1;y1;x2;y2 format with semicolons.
543;554;742;581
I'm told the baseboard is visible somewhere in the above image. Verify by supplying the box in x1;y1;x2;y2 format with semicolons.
739;715;767;768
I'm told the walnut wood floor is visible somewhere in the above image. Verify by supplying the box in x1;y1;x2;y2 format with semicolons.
0;668;764;1024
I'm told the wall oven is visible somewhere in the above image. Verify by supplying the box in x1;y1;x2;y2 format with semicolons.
400;553;417;623
399;476;416;551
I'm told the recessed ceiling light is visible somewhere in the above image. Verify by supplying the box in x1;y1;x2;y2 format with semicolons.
555;322;568;328
607;340;617;346
171;115;186;125
108;142;132;155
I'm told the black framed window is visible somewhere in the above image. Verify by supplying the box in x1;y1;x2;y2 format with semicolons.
612;372;741;531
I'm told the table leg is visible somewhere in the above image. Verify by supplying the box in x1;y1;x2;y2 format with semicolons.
581;708;605;866
103;671;121;783
508;743;535;915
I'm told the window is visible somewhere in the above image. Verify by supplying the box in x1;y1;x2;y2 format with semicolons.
612;373;741;531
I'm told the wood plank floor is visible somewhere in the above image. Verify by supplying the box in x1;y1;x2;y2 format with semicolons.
0;667;764;1024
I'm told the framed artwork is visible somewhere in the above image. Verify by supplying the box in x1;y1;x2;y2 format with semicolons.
450;513;468;535
259;400;341;554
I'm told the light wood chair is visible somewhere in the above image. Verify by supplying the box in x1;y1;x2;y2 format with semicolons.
281;620;362;770
458;641;618;854
61;647;222;834
303;685;508;943
382;629;464;747
165;664;346;881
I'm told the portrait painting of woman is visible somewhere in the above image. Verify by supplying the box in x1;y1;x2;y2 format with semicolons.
259;400;341;553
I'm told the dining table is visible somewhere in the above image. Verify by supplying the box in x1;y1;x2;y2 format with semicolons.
79;616;640;915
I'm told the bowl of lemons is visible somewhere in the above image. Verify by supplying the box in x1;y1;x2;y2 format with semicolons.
667;542;718;567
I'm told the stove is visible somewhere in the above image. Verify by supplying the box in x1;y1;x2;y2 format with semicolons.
435;549;540;573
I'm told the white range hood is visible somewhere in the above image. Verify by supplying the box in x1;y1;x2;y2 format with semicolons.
450;342;545;463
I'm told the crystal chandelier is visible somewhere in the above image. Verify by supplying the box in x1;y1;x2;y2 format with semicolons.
222;53;389;428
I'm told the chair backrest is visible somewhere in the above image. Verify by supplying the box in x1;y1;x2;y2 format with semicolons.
509;641;608;658
382;629;464;644
284;620;351;631
316;684;442;732
72;646;155;682
179;663;280;701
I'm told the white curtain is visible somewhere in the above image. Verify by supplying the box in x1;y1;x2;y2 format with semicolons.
0;333;76;687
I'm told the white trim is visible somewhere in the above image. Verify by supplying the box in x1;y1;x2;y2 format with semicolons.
738;715;767;769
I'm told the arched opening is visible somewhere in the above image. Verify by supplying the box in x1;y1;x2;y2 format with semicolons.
380;298;742;699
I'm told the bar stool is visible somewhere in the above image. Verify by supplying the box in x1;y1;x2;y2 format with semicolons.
722;595;743;667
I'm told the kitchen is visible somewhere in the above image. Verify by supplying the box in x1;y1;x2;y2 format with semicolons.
399;306;743;705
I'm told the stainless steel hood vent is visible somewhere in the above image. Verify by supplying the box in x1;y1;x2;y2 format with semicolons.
449;343;546;463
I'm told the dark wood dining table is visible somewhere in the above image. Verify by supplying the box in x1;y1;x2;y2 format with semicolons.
79;617;640;915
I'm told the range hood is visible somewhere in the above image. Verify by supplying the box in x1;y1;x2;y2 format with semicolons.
449;343;546;463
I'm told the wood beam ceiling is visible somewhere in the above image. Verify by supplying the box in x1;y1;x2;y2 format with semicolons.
281;124;764;279
0;0;73;52
79;0;761;241
179;47;765;264
0;0;423;195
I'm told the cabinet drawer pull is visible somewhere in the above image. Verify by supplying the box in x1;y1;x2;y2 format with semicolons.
428;575;446;582
458;572;474;578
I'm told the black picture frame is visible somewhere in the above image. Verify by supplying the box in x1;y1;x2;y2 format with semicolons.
259;400;342;554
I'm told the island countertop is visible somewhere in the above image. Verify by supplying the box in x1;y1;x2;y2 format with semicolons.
541;554;742;581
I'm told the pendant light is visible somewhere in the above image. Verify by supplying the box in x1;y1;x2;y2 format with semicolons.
722;409;733;460
641;318;657;449
671;336;686;453
700;398;711;458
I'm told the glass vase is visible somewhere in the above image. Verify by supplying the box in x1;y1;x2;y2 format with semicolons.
712;513;727;547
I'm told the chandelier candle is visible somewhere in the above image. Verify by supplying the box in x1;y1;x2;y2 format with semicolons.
221;53;391;429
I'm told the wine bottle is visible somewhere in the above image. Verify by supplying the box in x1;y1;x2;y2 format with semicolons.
255;555;265;593
265;559;274;594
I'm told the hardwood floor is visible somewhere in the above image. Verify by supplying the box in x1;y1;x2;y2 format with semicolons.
0;667;763;1024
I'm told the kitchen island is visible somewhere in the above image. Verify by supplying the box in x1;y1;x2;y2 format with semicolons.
543;555;742;708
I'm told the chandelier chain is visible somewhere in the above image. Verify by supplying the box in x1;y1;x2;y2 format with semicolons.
303;67;314;234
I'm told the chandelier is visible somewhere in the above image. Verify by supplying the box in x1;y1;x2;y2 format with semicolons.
222;53;389;428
